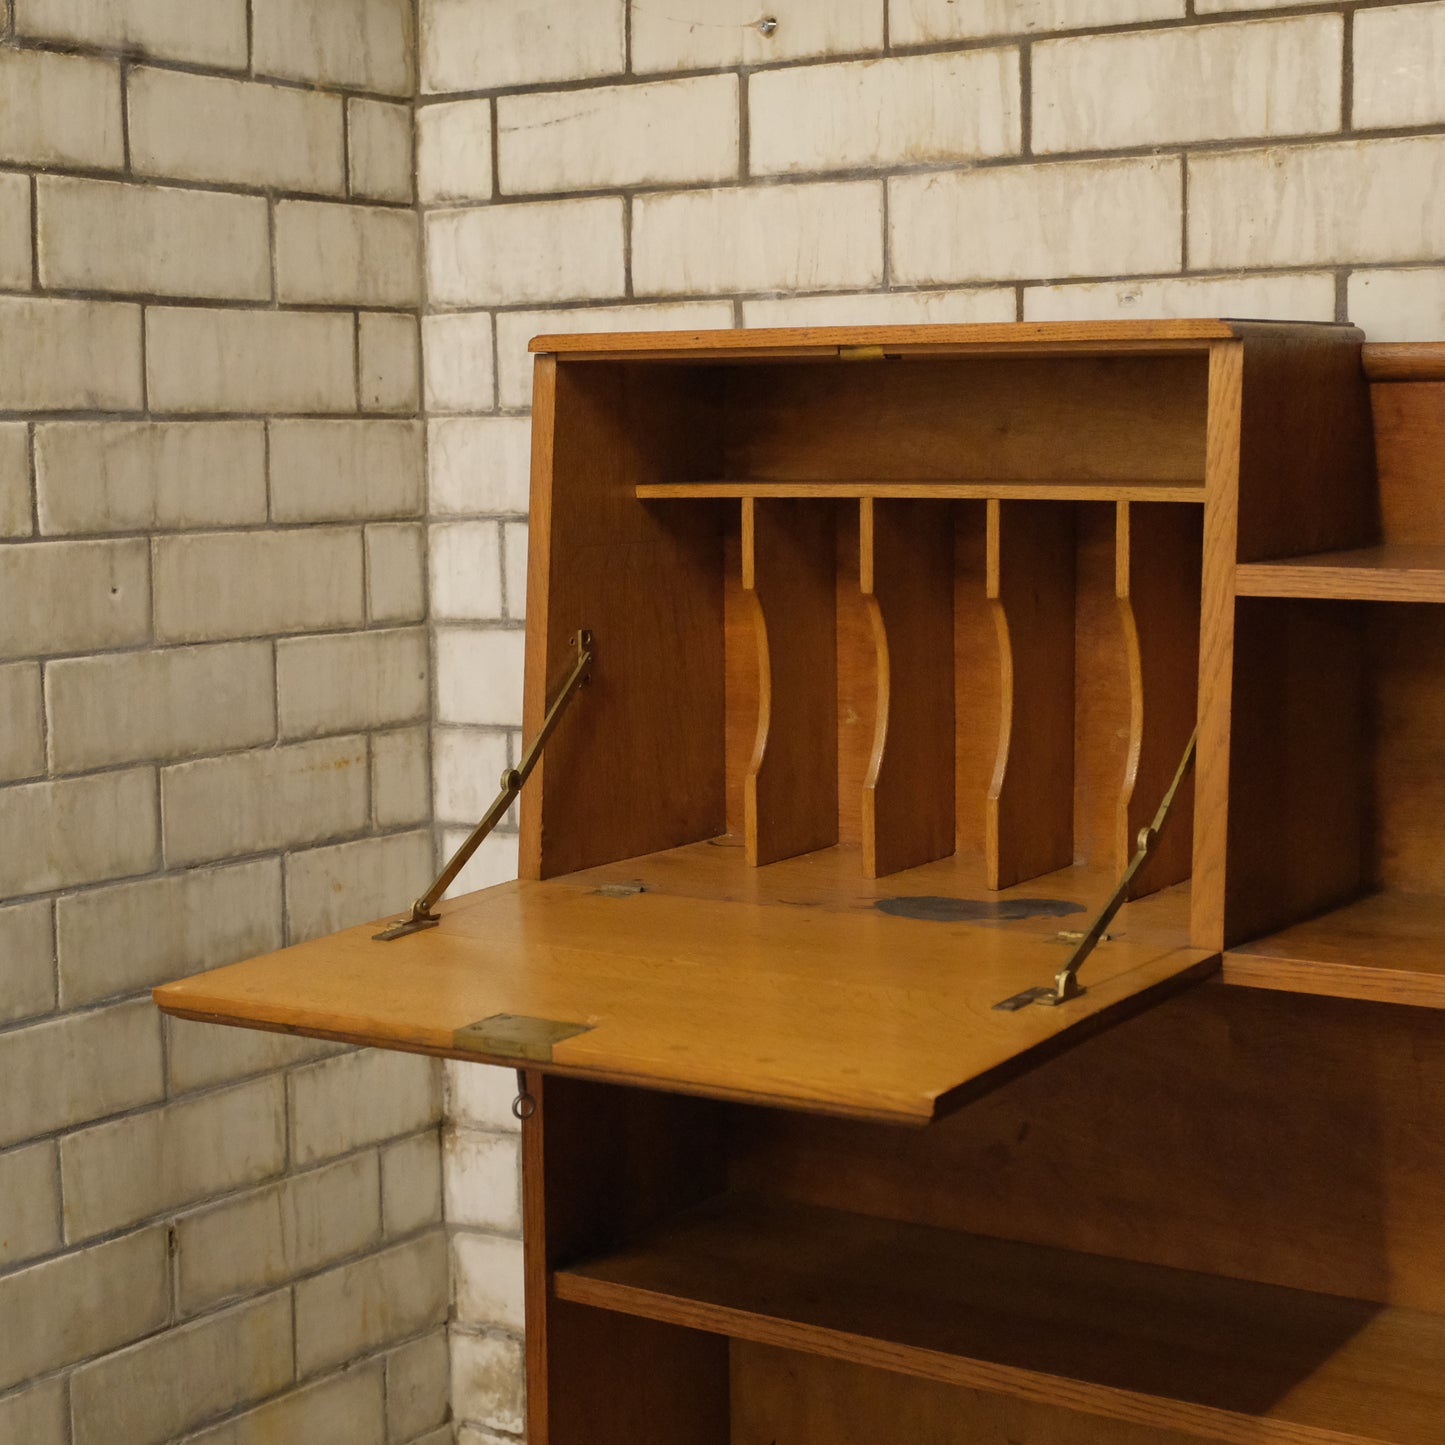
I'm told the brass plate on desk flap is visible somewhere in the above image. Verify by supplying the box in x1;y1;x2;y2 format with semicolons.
453;1013;594;1061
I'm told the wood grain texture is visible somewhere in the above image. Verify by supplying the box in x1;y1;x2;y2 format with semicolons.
1191;341;1243;952
637;481;1206;502
526;1074;730;1445
1224;893;1445;1008
1372;603;1445;895
1372;383;1445;545
836;504;874;848
1237;545;1445;602
521;359;728;879
153;840;1212;1125
1222;598;1369;949
987;500;1077;890
732;982;1445;1312
721;357;1209;485
954;504;998;860
1363;342;1445;381
742;498;839;866
529;318;1358;357
1118;503;1202;896
732;1344;1221;1445
556;1193;1445;1445
860;498;955;878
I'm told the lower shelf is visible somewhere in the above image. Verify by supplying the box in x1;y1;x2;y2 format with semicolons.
554;1195;1445;1445
1235;545;1445;603
1224;892;1445;1009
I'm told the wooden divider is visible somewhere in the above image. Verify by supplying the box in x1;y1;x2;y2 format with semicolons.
1117;502;1202;897
860;498;956;878
986;500;1076;890
743;498;839;866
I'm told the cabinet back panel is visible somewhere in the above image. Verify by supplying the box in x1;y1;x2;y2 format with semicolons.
730;1344;1218;1445
731;985;1445;1311
721;357;1209;483
1372;381;1445;546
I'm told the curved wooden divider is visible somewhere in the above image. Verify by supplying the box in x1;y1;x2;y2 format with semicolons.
1116;502;1202;898
859;498;955;878
986;500;1076;890
742;498;839;866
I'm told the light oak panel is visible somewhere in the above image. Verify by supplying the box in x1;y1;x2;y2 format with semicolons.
860;497;955;878
742;497;839;865
987;499;1076;890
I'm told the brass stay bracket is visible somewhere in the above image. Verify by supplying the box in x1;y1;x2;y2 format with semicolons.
992;727;1198;1012
374;630;596;942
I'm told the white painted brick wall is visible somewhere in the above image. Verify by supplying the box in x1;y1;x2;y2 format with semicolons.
0;49;122;168
146;308;358;414
35;421;268;535
893;156;1182;283
275;200;422;308
632;0;881;72
161;734;371;865
750;51;1020;175
47;642;277;772
418;99;493;203
0;298;143;411
890;0;1181;45
634;181;885;295
498;74;739;193
153;528;365;642
129;68;345;193
1355;3;1445;131
69;1291;294;1445
14;0;249;68
252;0;414;95
420;0;624;92
60;1077;288;1241
1032;16;1342;153
428;197;627;308
38;178;272;300
0;12;446;1441
0;172;31;290
270;421;424;522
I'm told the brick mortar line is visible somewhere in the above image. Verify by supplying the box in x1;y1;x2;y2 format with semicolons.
4;31;416;107
0;819;434;928
414;117;1445;214
411;0;1423;104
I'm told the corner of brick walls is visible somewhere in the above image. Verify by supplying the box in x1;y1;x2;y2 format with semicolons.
0;1;454;1442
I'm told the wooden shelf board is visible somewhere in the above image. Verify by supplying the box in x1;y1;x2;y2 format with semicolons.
1224;893;1445;1008
555;1194;1445;1445
1236;546;1445;603
637;480;1205;503
528;318;1360;359
154;842;1213;1126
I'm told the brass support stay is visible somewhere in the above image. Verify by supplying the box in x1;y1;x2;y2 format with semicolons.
374;630;595;941
992;727;1198;1012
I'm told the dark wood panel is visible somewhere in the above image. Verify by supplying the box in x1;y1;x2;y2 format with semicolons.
723;357;1209;484
559;1193;1445;1444
1118;502;1202;896
522;360;728;878
1372;383;1445;546
987;500;1077;889
732;1344;1220;1445
743;498;839;865
860;498;955;877
733;983;1445;1313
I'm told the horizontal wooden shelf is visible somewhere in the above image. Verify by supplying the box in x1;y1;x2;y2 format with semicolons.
637;479;1205;503
1235;546;1445;603
153;841;1211;1126
555;1193;1445;1445
1224;893;1445;1009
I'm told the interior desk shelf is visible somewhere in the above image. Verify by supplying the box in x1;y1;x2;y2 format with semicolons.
556;1194;1445;1445
155;320;1445;1445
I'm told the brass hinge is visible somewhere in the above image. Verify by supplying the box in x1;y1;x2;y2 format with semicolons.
992;727;1198;1012
838;344;886;362
374;630;596;941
